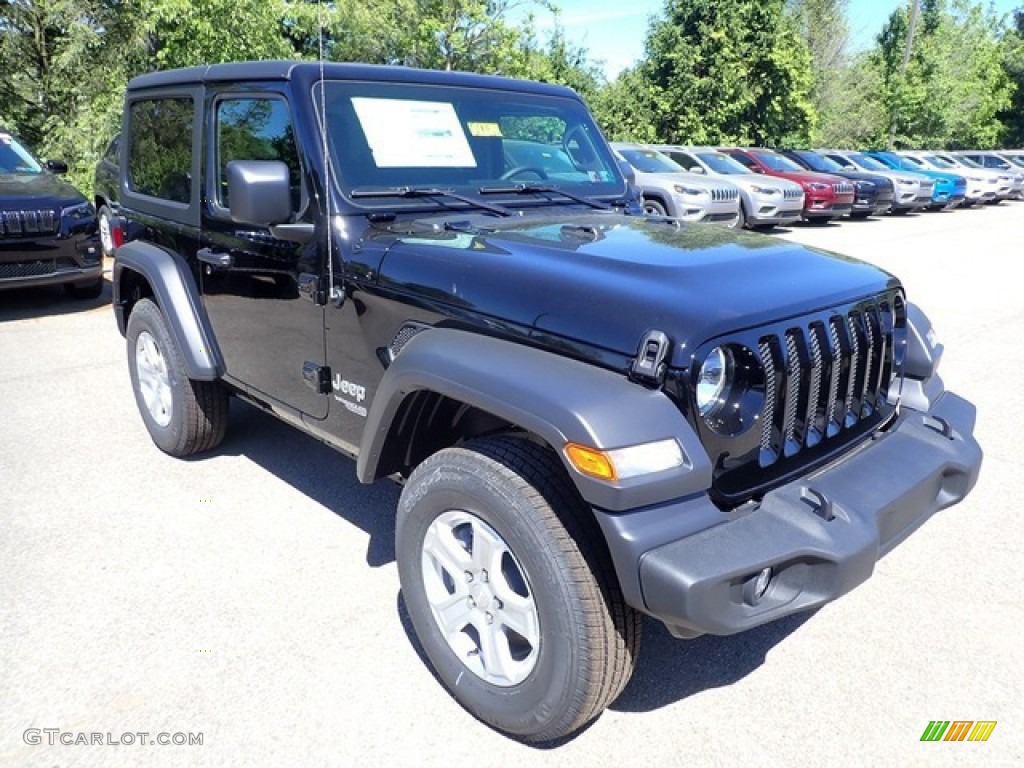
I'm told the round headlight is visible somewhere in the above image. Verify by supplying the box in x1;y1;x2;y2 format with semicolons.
694;343;765;436
696;346;732;417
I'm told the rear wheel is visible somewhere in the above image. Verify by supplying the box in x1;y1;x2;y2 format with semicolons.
97;205;116;258
126;298;228;456
396;436;641;742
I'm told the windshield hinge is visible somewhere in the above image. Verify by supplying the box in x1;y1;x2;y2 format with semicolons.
630;330;671;387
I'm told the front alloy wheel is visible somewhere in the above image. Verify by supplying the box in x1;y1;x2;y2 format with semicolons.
397;436;641;742
421;510;540;686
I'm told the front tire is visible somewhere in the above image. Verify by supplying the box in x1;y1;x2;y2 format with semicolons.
396;436;641;742
126;298;228;456
641;198;668;216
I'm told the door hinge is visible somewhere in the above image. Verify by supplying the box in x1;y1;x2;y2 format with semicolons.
302;362;332;395
629;330;671;387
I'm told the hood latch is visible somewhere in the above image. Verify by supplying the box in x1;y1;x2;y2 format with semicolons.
630;330;671;387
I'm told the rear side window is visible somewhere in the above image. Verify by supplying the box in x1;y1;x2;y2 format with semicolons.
128;98;194;203
215;97;301;210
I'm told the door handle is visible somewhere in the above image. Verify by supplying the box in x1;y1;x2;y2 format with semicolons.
197;248;233;269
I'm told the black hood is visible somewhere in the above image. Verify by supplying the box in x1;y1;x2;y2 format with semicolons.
373;212;899;365
0;172;87;208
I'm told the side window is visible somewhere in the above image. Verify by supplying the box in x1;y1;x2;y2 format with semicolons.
216;97;301;211
828;154;854;170
731;153;756;169
673;152;698;168
128;98;193;202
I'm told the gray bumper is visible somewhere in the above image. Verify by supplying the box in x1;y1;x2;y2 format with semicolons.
594;389;982;638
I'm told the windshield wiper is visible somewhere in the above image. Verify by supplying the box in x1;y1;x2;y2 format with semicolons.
478;182;611;210
349;186;512;217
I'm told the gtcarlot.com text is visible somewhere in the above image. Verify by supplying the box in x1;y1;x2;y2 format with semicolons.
23;728;203;747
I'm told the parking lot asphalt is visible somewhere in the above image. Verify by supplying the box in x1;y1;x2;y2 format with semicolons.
2;203;1022;767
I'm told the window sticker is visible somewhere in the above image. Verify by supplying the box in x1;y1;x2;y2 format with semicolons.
467;122;503;138
351;98;476;168
0;133;12;145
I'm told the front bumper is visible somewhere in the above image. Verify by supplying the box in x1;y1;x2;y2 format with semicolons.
0;219;102;292
594;388;981;638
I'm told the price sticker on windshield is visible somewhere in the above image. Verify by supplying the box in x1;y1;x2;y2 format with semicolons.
467;122;502;138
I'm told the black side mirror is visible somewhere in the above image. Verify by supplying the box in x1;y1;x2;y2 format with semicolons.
45;159;68;174
226;160;291;226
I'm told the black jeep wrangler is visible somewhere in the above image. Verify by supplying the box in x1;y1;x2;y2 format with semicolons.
111;61;982;742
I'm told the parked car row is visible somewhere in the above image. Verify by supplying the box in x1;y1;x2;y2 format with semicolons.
612;142;1023;230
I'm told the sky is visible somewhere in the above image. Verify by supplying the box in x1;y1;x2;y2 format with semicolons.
530;0;1022;80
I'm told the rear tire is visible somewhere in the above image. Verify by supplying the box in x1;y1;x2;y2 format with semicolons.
126;298;228;456
396;436;641;742
97;205;116;258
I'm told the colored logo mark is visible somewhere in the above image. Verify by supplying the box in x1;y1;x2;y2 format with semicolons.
920;720;997;742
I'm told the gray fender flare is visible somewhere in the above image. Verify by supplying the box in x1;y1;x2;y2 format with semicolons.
113;241;224;380
356;329;712;512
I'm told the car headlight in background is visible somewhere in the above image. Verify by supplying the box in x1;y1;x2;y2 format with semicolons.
673;184;706;196
750;185;779;195
807;182;829;191
695;344;765;437
896;177;916;186
61;201;94;219
856;181;876;191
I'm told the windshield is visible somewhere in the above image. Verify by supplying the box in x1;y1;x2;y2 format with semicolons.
848;152;889;172
617;148;684;174
0;132;43;174
695;151;749;174
924;155;955;169
750;151;803;172
315;81;623;206
900;155;925;168
956;155;982;168
1004;155;1024;168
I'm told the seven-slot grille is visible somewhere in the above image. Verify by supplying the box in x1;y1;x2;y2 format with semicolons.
783;188;802;200
711;187;739;202
755;297;899;468
918;179;935;194
832;182;854;196
1;209;59;237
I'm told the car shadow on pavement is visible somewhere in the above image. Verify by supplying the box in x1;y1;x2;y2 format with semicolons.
0;277;111;322
212;398;400;567
610;611;811;713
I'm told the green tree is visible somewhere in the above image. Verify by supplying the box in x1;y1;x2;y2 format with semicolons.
634;0;816;146
997;9;1024;145
874;0;1012;148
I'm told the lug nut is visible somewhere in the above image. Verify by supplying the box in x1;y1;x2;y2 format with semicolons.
467;596;476;608
485;612;494;625
465;571;474;583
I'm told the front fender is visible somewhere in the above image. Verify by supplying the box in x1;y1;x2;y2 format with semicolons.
357;329;712;511
113;241;224;380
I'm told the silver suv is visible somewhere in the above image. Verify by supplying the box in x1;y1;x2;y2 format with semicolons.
611;143;741;226
652;145;804;229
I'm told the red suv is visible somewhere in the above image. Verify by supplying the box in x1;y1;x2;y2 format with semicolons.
721;147;854;222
